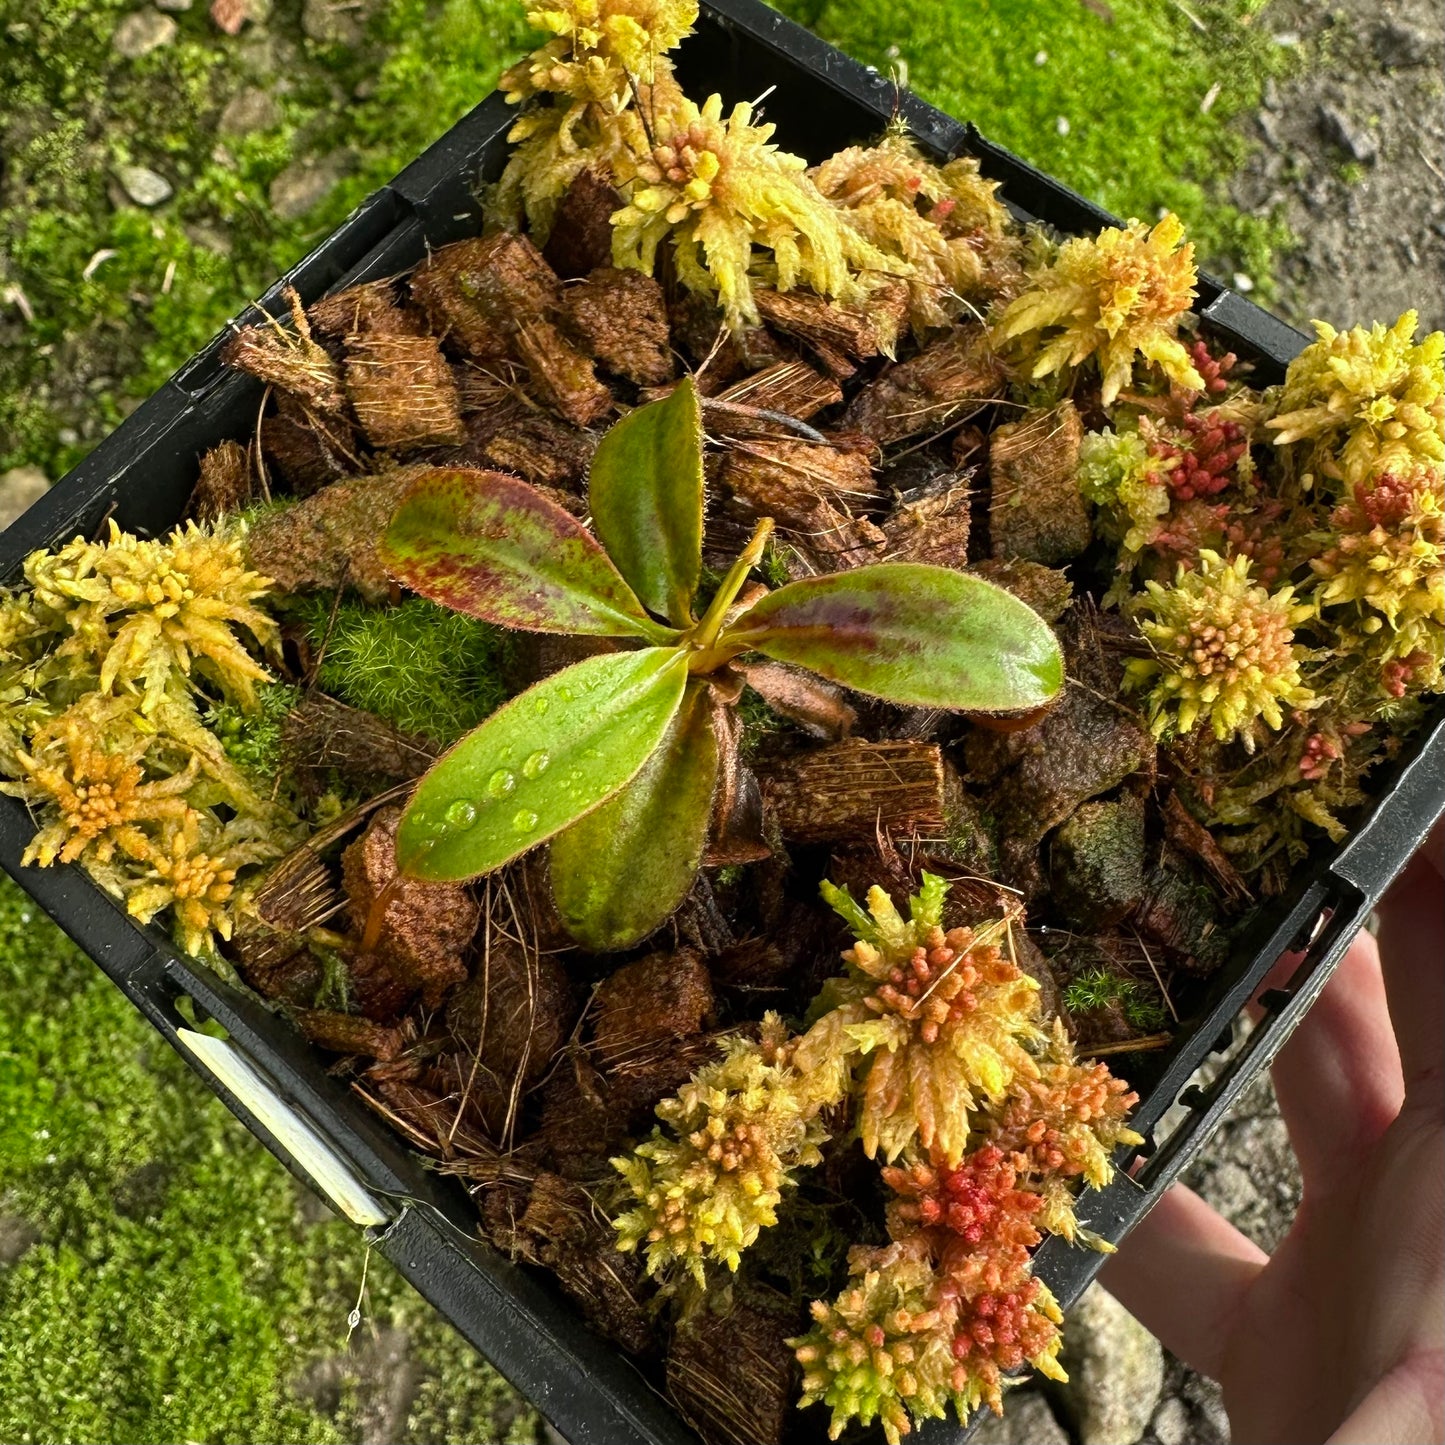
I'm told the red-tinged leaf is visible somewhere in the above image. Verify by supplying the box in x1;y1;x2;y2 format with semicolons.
380;467;674;641
548;679;718;950
395;646;688;881
725;563;1064;712
588;378;704;626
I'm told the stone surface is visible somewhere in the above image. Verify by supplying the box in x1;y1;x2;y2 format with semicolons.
155;0;193;11
116;164;173;207
1374;19;1432;67
0;466;49;530
1051;1285;1165;1445
268;150;350;220
112;8;178;57
219;85;282;136
0;1215;41;1267
971;1389;1070;1445
1317;102;1379;163
1152;1394;1190;1445
301;0;363;45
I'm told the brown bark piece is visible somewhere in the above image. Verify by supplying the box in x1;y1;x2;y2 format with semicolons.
512;318;615;428
712;359;844;426
988;400;1091;565
592;949;715;1069
534;1048;625;1177
245;466;422;603
410;231;560;361
755;279;909;364
367;1077;497;1161
480;1171;655;1355
1162;790;1252;905
480;414;597;489
281;693;438;787
341;805;478;1013
308;279;421;340
845;326;1003;445
445;937;576;1098
667;1291;798;1445
543;167;624;279
435;377;597;489
981;687;1153;893
260;391;358;496
668;291;789;386
559;267;674;386
291;1009;405;1061
721;445;885;572
414;235;614;426
882;472;972;567
721;437;880;508
344;331;466;451
971;557;1074;623
222;315;347;416
757;739;949;843
188;440;252;524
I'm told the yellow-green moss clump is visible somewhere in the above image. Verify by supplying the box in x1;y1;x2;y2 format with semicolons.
1266;311;1445;488
493;0;1026;329
797;876;1042;1167
612;1014;836;1284
995;212;1203;404
1125;549;1314;746
0;521;300;955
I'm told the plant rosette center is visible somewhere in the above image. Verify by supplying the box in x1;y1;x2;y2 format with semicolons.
378;376;1064;951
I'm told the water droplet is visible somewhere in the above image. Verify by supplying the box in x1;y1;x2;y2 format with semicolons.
444;800;477;829
533;696;549;715
559;687;575;703
522;750;550;779
487;768;516;798
512;809;539;832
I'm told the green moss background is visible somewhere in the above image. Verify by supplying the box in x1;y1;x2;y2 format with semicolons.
0;0;1292;1439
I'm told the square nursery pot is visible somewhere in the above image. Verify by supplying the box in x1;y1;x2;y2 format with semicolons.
3;2;1443;1441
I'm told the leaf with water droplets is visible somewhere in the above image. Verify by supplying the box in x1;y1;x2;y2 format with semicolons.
725;564;1065;712
548;679;719;950
380;467;676;641
395;646;689;881
587;377;703;627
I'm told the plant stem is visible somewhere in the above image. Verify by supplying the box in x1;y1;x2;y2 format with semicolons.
689;517;774;653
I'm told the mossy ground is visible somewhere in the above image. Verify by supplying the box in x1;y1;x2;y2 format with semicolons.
1;0;1298;1437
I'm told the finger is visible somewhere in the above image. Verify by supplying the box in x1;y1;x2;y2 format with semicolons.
1100;1181;1265;1379
1376;823;1445;1117
1269;928;1403;1194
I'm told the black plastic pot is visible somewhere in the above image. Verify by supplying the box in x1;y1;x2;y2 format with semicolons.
2;3;1442;1442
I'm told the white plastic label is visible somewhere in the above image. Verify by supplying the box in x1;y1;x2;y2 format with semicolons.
177;1027;391;1228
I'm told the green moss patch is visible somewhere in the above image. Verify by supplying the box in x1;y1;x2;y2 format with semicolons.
774;0;1295;290
296;595;512;745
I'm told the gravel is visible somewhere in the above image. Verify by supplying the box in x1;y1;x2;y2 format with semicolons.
112;8;179;59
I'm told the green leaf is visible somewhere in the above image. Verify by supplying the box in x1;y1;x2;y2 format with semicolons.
395;646;689;881
380;467;673;641
587;378;704;627
728;564;1064;711
548;680;719;950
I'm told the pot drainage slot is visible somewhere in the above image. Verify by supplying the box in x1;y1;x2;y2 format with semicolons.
177;1026;391;1229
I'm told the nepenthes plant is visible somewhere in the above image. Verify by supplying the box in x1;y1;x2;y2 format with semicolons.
378;377;1063;948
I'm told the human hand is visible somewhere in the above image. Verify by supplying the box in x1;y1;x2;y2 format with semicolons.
1101;825;1444;1445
